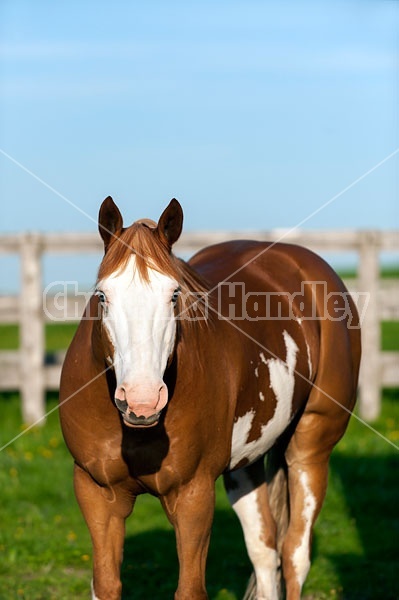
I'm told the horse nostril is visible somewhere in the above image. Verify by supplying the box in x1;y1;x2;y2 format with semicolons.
157;384;168;410
115;385;127;402
115;397;128;413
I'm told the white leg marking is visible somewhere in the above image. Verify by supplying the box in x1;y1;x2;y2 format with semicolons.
227;471;279;600
292;470;316;588
91;579;100;600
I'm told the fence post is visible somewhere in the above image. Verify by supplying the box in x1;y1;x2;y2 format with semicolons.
358;230;381;421
19;233;45;424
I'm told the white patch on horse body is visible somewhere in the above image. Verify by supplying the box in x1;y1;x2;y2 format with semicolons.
227;471;279;600
259;391;265;401
296;316;303;325
306;341;313;379
230;331;299;469
292;470;316;588
230;410;256;468
259;352;267;364
254;366;259;378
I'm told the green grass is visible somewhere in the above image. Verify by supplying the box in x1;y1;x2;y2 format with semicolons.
0;323;77;351
0;392;397;599
338;266;399;280
303;389;399;599
0;321;398;599
381;321;399;351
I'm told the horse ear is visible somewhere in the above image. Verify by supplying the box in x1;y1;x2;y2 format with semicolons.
156;198;183;248
98;196;123;249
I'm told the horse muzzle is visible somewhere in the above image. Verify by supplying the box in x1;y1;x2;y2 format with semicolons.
114;398;163;427
114;382;168;428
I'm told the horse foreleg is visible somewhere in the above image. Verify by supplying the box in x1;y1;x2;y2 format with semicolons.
161;477;215;600
74;464;135;600
224;459;279;600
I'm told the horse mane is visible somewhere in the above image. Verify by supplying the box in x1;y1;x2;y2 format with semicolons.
97;220;210;324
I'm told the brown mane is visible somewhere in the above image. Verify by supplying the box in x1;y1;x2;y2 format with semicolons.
97;221;210;323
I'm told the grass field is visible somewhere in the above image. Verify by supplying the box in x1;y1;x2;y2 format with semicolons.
0;323;398;599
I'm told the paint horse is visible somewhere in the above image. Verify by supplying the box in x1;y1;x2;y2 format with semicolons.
60;197;361;600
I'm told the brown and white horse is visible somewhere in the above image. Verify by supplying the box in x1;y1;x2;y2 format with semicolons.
60;197;361;600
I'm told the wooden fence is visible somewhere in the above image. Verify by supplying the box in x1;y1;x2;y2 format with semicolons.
0;230;398;424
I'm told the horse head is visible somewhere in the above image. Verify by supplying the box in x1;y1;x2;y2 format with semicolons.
96;197;183;428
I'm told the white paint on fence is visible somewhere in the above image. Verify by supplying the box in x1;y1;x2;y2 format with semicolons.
0;229;398;424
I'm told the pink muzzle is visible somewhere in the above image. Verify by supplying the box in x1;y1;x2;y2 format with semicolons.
114;381;168;427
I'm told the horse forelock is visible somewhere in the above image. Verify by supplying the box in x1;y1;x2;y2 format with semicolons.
96;221;210;324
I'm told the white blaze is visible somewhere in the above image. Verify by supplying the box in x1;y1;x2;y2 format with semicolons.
98;255;178;393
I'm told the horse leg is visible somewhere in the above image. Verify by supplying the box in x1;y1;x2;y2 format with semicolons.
74;464;135;600
161;476;216;600
282;411;346;599
224;459;279;600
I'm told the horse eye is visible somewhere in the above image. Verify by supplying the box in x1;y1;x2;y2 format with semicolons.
95;289;107;304
171;287;181;304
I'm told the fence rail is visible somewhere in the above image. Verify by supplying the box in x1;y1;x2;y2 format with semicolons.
0;229;398;424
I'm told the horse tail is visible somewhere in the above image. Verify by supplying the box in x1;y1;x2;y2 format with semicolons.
266;443;289;557
242;444;289;600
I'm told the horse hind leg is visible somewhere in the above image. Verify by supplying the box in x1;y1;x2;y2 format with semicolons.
224;458;281;600
282;411;350;599
281;454;329;600
281;363;357;600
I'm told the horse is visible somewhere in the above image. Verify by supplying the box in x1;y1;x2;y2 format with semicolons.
59;197;361;600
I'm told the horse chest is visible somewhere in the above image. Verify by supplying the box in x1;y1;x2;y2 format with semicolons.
229;330;299;470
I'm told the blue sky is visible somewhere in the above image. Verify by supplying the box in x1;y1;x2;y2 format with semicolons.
0;1;398;290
